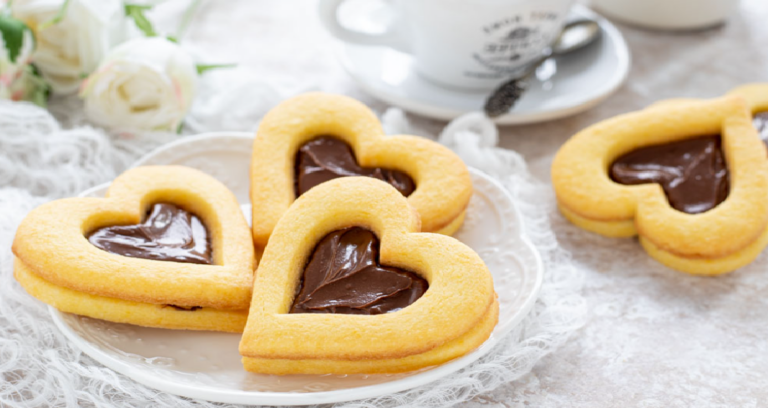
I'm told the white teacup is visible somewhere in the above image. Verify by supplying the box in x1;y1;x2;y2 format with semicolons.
319;0;574;90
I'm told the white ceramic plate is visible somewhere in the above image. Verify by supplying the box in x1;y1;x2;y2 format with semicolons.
50;132;543;405
338;5;630;125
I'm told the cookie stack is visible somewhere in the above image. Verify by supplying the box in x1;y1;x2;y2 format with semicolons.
12;93;499;375
12;166;254;333
552;83;768;275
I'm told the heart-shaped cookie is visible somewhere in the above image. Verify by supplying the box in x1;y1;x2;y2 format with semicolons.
239;177;497;374
552;95;768;275
12;166;255;331
250;92;472;248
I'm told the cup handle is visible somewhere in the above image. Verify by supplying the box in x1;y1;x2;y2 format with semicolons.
318;0;410;53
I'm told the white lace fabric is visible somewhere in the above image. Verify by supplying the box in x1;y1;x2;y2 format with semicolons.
0;95;585;407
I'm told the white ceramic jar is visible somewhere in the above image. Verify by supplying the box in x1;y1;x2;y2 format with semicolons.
589;0;741;31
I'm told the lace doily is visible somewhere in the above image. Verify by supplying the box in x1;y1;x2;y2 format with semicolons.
0;84;586;406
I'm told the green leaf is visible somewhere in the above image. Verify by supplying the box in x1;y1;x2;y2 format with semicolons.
0;15;32;63
23;64;51;107
166;35;178;43
125;4;157;37
38;0;71;30
27;81;50;107
195;63;236;75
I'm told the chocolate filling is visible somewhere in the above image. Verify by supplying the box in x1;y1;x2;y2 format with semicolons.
610;136;729;214
295;137;415;197
290;227;428;315
164;305;203;311
88;203;212;265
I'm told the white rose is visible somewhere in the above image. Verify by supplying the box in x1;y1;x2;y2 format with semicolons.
79;37;198;132
12;0;125;95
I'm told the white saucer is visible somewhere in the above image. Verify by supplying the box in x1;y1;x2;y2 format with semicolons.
49;132;543;406
338;5;630;125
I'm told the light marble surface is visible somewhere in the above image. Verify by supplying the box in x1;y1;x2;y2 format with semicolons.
180;1;768;406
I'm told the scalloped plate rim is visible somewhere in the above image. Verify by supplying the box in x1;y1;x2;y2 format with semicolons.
48;132;543;405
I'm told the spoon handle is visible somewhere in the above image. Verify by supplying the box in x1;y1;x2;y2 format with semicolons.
483;17;601;118
483;59;541;118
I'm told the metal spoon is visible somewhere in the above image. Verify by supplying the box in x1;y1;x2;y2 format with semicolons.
484;18;602;118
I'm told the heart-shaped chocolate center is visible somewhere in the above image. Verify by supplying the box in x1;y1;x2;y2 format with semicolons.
88;203;212;265
290;227;427;315
610;136;730;214
295;137;415;197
